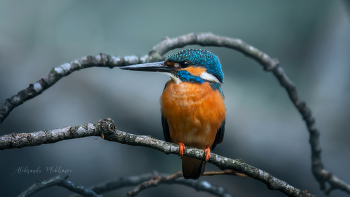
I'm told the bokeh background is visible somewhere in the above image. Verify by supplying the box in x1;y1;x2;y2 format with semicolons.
0;1;349;197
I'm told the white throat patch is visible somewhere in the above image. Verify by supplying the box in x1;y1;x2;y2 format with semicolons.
164;73;182;84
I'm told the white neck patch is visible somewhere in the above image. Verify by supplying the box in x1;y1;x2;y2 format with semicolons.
162;71;221;84
199;72;221;84
164;73;182;84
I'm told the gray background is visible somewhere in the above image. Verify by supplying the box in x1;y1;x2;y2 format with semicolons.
0;1;349;197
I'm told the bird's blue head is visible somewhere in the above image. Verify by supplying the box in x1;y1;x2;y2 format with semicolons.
120;49;224;84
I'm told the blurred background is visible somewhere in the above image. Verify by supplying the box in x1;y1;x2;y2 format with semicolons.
0;1;349;197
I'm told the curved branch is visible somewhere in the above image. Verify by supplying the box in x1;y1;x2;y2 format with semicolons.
151;33;279;71
0;54;164;126
1;118;313;197
1;32;348;195
18;175;101;197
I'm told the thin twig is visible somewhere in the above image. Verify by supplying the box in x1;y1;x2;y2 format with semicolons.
69;172;159;197
69;171;235;197
18;175;101;197
1;118;313;197
126;170;244;197
203;169;247;178
126;171;183;197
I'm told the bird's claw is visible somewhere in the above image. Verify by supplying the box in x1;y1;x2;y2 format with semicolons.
178;143;185;157
204;146;210;161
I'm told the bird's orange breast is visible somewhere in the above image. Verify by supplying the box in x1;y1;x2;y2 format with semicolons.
160;80;226;149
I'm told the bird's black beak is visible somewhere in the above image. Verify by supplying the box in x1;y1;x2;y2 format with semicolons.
120;61;173;73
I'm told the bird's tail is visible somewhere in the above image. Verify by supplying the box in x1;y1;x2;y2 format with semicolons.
182;156;206;179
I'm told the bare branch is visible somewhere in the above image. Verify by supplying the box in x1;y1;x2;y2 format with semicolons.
1;118;313;197
18;175;101;197
1;32;348;195
151;33;279;71
126;171;183;197
69;172;160;197
81;170;241;197
203;169;247;178
0;53;164;126
69;171;234;197
173;178;233;197
126;171;242;197
0;123;100;150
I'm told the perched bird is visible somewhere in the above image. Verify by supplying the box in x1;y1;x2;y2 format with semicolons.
120;49;226;179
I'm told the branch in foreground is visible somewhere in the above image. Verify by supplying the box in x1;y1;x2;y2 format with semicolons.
18;175;101;197
1;32;348;195
1;118;312;197
126;170;240;197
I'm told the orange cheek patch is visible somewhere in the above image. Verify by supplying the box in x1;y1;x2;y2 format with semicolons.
182;67;206;76
165;62;174;66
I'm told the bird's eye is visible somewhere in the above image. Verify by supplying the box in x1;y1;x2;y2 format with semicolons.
180;61;190;68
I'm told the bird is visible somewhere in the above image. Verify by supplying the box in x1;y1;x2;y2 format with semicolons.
120;49;226;179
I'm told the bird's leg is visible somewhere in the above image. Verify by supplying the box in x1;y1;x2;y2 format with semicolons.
204;146;211;161
178;142;185;157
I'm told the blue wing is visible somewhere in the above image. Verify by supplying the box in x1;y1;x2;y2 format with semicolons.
211;119;225;150
161;82;173;143
161;115;172;143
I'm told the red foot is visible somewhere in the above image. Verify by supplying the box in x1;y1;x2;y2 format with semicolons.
178;143;185;157
204;146;211;161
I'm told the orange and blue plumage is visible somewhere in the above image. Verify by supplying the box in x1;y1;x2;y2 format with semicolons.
120;49;226;179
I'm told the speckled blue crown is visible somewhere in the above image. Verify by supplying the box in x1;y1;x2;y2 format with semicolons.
166;49;224;83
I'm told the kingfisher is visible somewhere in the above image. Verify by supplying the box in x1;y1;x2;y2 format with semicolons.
120;49;226;179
